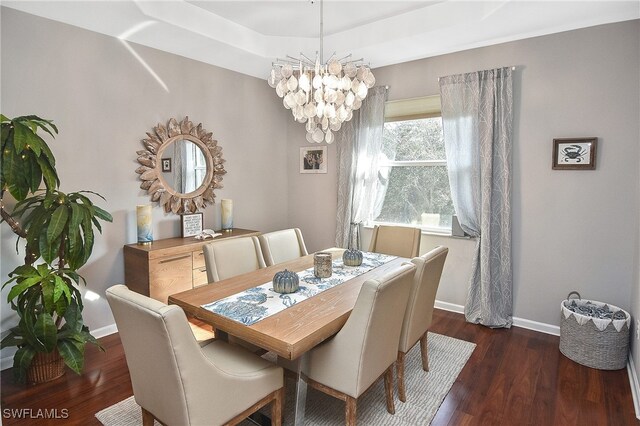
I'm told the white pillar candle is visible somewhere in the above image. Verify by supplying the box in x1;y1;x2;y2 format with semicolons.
136;205;153;245
221;199;233;230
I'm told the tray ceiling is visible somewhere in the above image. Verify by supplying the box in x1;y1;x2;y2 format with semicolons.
3;1;639;79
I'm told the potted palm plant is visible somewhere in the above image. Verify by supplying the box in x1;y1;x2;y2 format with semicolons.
0;115;112;383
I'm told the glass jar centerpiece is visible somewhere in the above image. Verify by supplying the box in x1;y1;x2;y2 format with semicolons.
314;252;332;278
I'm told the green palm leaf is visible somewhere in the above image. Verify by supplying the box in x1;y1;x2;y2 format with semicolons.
13;346;36;383
47;204;69;244
34;313;57;353
58;340;84;374
6;276;41;303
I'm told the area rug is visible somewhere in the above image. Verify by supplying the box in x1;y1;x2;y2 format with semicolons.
95;332;475;425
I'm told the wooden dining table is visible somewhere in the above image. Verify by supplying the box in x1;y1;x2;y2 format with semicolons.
168;248;409;425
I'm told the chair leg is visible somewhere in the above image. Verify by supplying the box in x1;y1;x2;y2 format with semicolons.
345;396;357;426
271;387;285;426
383;366;395;415
420;332;429;371
396;351;407;403
141;408;155;426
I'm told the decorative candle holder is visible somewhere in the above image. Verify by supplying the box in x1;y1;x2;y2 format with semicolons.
314;252;332;278
221;199;233;231
136;205;153;245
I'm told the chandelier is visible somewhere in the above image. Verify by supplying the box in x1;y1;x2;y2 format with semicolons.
267;0;375;144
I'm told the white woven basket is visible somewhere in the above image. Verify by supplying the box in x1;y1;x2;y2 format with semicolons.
559;292;630;370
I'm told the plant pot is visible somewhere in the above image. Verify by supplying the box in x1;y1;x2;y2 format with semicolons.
27;349;65;384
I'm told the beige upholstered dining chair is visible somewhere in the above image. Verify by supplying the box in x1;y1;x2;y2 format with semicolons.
396;246;448;402
106;285;284;426
203;236;266;282
368;225;421;258
258;228;308;266
203;236;267;352
303;263;416;425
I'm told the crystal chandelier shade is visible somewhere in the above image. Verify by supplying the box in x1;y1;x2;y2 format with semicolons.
267;0;375;144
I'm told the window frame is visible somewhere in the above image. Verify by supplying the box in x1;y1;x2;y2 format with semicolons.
370;95;453;235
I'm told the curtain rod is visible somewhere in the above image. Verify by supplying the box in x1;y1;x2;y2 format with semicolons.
437;66;516;81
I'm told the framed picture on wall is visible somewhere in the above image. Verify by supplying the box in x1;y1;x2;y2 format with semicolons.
300;146;327;174
552;138;597;170
161;158;172;173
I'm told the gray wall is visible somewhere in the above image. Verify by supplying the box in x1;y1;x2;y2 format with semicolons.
285;123;338;254
0;7;291;359
287;20;640;326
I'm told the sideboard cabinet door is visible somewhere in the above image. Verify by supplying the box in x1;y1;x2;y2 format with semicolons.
149;254;193;303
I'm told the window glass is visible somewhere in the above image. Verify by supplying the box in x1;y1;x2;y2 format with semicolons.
381;118;446;161
374;115;454;231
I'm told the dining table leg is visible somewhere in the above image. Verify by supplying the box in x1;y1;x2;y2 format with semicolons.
290;353;309;426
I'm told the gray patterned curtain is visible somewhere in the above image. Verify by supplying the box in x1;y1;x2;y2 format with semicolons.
335;86;388;248
439;68;513;328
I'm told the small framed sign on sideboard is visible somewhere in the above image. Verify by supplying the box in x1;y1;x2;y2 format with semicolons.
181;212;203;238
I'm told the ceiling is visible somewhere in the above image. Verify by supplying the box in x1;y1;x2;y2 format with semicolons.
3;1;639;79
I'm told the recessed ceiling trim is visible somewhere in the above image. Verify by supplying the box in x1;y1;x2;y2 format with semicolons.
2;0;638;80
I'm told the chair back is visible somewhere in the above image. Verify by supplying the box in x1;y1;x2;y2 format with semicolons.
258;228;308;266
399;246;449;353
368;225;421;258
203;236;266;282
106;285;199;425
308;263;415;397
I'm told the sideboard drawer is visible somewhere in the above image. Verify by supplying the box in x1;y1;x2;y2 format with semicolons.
192;250;206;269
193;267;209;287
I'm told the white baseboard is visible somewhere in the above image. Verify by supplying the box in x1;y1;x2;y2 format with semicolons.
1;354;14;371
92;323;118;339
434;300;465;314
0;323;118;371
628;354;640;420
512;317;560;336
434;299;560;336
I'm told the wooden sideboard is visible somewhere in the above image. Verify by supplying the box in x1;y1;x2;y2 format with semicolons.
123;228;260;303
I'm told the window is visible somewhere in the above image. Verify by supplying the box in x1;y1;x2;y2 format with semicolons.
193;145;207;191
373;96;454;233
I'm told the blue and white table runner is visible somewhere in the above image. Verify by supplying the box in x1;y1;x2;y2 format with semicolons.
202;252;397;326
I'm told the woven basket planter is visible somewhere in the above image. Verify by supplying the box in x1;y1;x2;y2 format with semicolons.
27;349;65;384
559;292;630;370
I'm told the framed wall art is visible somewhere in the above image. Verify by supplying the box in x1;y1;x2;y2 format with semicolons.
181;212;203;238
161;158;172;173
552;137;597;170
300;146;327;174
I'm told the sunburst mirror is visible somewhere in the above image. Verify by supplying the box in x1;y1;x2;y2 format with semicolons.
135;117;226;214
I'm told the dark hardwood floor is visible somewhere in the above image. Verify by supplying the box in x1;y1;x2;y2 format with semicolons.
1;309;638;425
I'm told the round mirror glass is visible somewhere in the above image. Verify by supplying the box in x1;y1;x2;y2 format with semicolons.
160;139;208;195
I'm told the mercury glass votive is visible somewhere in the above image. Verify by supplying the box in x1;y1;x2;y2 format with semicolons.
314;252;332;278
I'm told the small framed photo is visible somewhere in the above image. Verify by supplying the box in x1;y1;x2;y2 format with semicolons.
161;158;172;173
300;146;327;174
552;138;597;170
180;212;203;238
